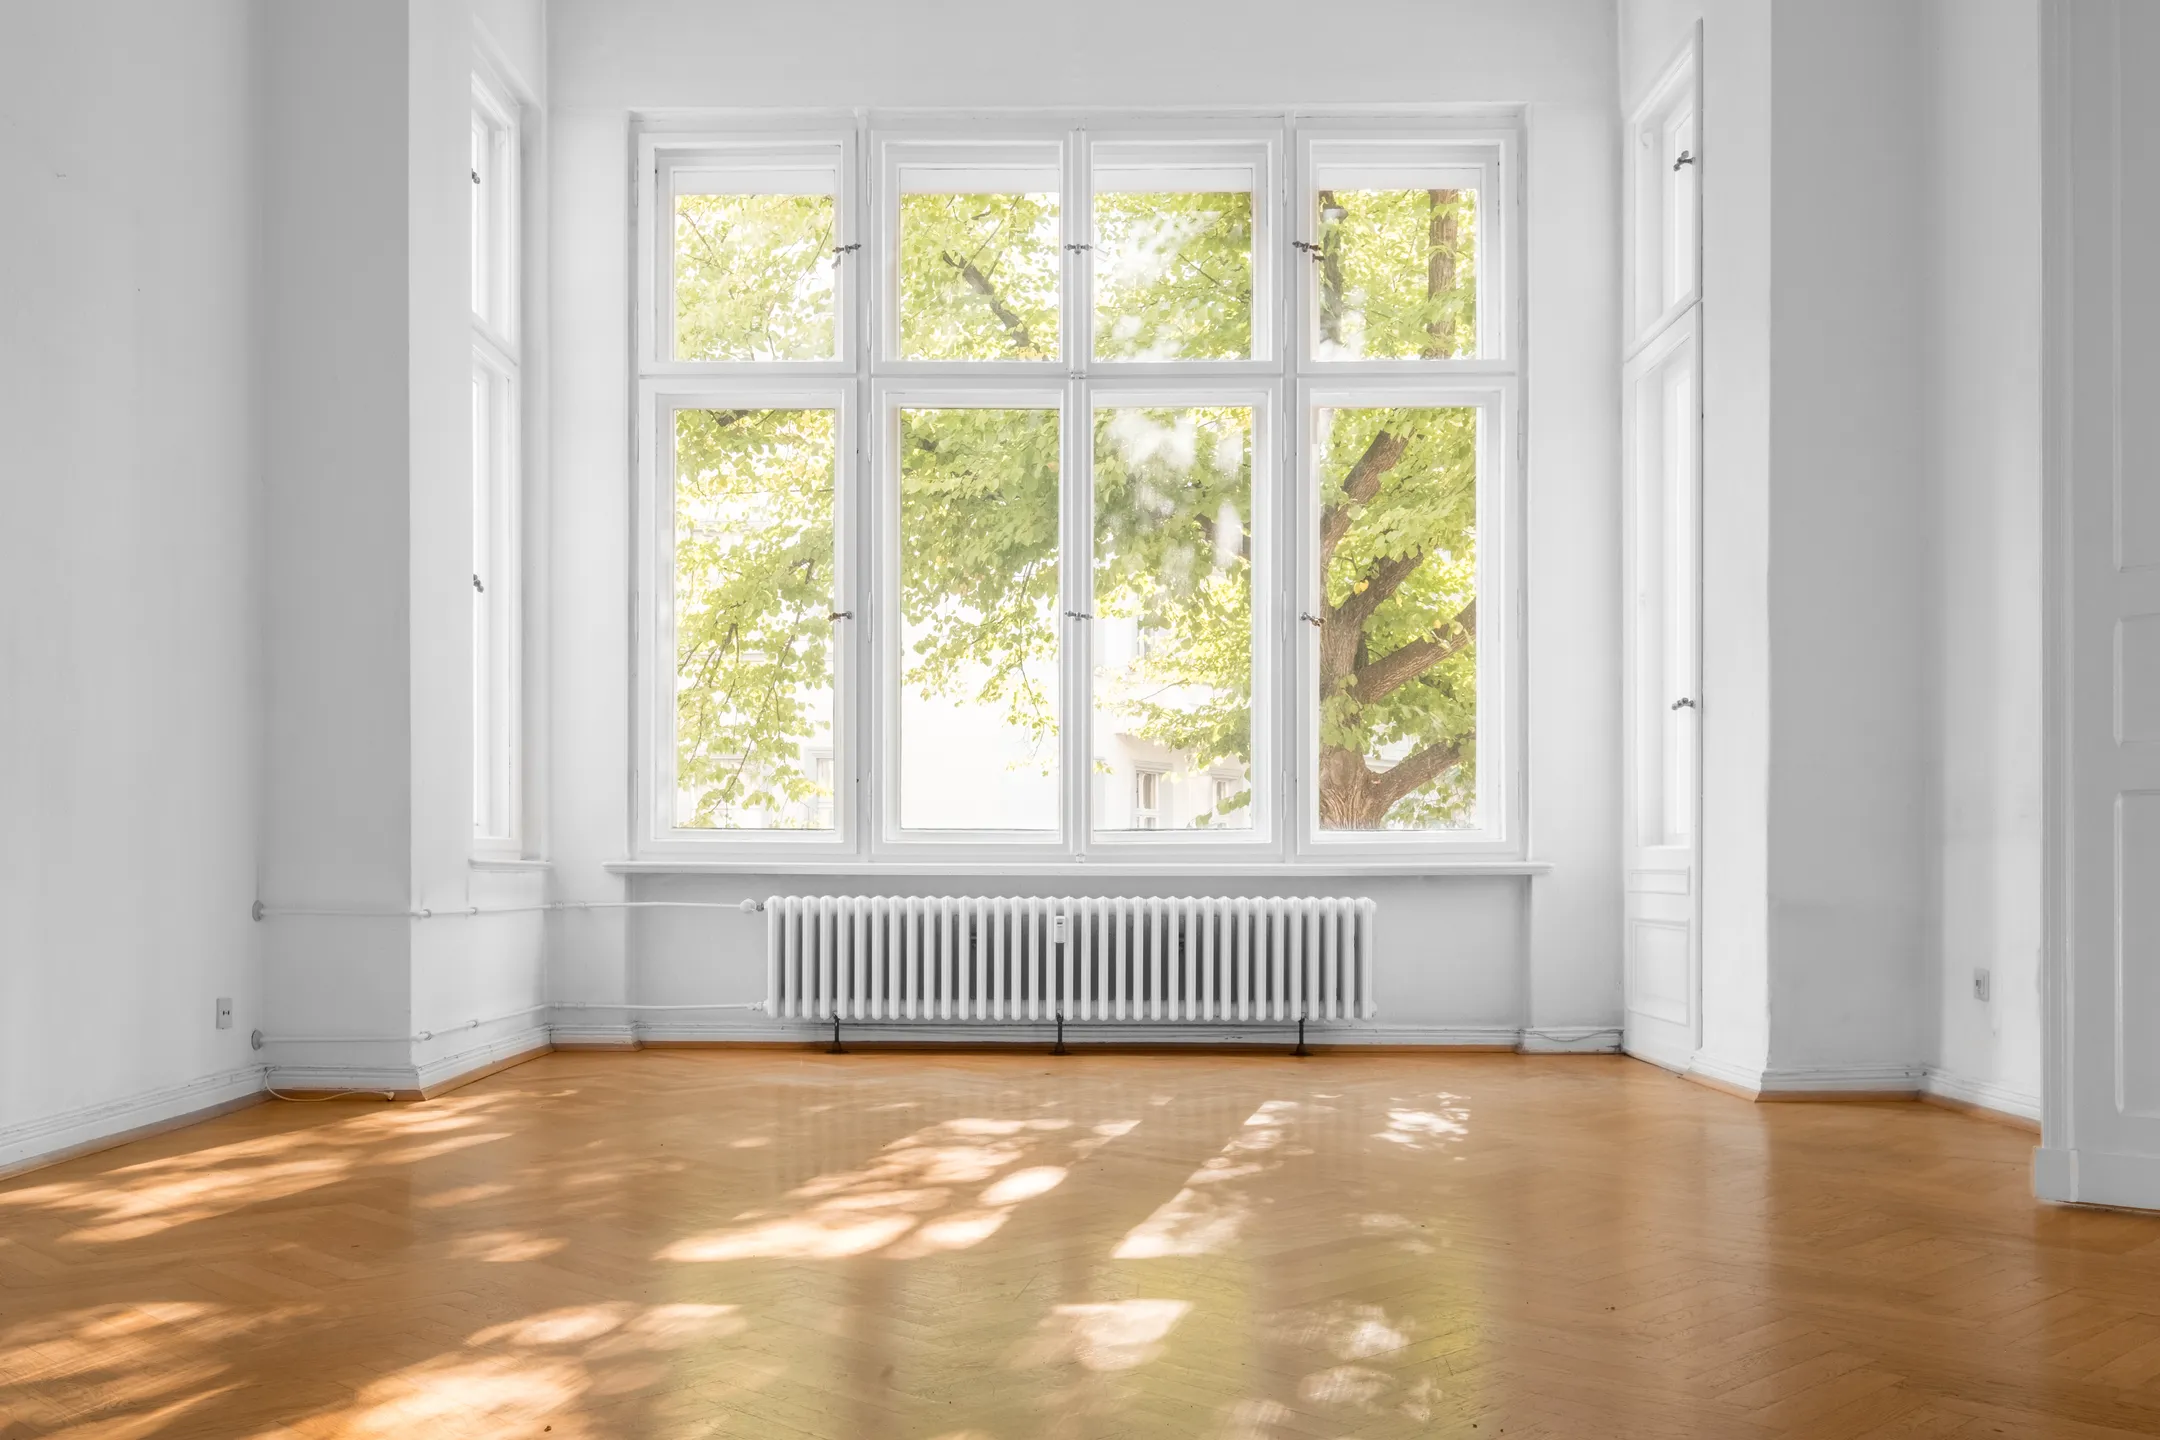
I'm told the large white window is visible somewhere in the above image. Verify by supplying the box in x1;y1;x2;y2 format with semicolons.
636;118;1519;865
471;63;521;847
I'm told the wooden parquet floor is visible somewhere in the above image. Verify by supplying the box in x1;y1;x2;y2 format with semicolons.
2;1051;2159;1439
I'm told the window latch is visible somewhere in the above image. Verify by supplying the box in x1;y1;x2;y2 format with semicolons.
1063;609;1093;621
1063;242;1092;253
471;169;481;186
830;242;861;267
1672;150;1696;172
1299;612;1324;628
1292;240;1325;259
828;610;853;622
1671;696;1695;711
472;573;485;594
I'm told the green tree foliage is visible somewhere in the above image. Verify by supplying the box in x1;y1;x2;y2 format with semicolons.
673;193;835;361
669;182;1480;831
897;407;1063;764
1317;187;1478;360
1094;407;1254;823
1093;191;1253;360
673;408;837;827
899;193;1060;359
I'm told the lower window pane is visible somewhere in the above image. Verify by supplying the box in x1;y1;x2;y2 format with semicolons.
1093;406;1254;832
673;407;838;830
1315;405;1479;831
898;407;1061;830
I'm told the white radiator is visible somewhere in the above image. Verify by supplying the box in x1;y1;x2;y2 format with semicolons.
764;896;1376;1024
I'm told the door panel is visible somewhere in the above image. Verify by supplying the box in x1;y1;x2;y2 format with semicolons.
1622;313;1702;1069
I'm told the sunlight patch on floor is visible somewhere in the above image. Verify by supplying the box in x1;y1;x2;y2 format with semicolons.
1012;1300;1192;1373
1113;1099;1299;1258
660;1117;1134;1263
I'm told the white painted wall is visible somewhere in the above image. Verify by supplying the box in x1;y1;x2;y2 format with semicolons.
545;0;1624;1044
1761;0;1931;1077
0;0;266;1165
1621;0;1945;1093
1920;0;2043;1121
261;0;550;1094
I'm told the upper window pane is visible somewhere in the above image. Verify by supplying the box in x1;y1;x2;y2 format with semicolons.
673;406;838;829
1093;164;1254;361
1311;170;1479;361
1093;406;1255;831
674;172;838;362
898;166;1060;361
1314;405;1479;831
897;406;1061;829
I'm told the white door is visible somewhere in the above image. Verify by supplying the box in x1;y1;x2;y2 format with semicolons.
2040;0;2160;1208
1621;314;1702;1070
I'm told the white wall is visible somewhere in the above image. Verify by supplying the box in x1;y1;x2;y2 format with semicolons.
1621;0;1942;1093
545;0;1623;1045
1920;0;2043;1121
1762;0;1931;1076
261;0;550;1094
0;0;265;1166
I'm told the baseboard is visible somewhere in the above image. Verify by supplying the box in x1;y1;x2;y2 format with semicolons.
267;1024;552;1101
563;1020;1546;1050
1519;1026;1624;1054
1683;1056;1927;1102
0;1065;267;1180
1921;1069;2041;1130
2035;1145;2160;1210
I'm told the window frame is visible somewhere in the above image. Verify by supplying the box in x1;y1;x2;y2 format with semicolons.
631;113;1525;869
470;59;523;854
1293;378;1519;858
638;381;860;855
638;130;861;378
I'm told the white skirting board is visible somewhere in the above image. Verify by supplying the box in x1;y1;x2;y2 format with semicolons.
545;1018;1620;1051
1922;1068;2040;1124
1685;1054;1929;1097
0;1064;267;1178
265;1024;552;1096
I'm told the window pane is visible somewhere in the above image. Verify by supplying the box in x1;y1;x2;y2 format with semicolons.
1315;405;1478;830
1093;184;1253;360
1093;406;1253;832
1313;187;1478;360
673;407;837;829
898;407;1061;829
674;192;837;361
898;188;1059;360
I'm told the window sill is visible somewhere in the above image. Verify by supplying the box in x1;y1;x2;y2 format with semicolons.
471;856;552;872
602;858;1552;879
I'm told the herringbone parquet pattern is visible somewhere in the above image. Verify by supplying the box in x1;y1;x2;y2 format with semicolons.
2;1051;2157;1438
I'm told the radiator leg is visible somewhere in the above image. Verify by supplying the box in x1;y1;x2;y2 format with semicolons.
1054;1013;1067;1056
1295;1015;1308;1058
829;1015;845;1055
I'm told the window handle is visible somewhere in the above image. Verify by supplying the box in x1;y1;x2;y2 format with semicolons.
472;573;485;594
1673;150;1696;172
1299;612;1324;628
1063;609;1093;621
828;610;853;622
1671;696;1695;711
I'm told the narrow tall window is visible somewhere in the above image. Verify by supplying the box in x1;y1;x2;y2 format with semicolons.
471;67;520;845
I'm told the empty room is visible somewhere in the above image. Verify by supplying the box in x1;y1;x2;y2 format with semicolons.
5;0;2160;1435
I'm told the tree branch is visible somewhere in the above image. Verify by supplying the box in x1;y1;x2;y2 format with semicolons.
1349;599;1476;706
1371;736;1464;813
1318;429;1409;568
942;250;1039;355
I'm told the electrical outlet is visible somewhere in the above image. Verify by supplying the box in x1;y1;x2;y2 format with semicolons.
216;996;233;1030
1972;969;1991;1003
